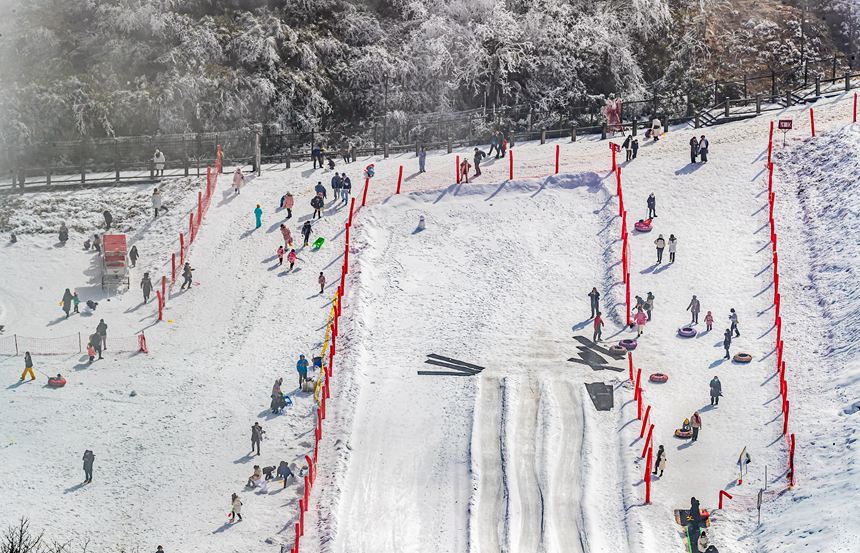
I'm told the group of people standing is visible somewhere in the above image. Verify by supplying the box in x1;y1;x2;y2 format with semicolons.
689;135;710;163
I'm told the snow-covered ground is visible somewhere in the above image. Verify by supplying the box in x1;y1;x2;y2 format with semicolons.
2;91;859;553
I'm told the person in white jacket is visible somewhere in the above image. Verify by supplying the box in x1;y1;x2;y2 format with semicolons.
153;149;166;177
230;493;243;521
151;188;166;218
668;234;677;263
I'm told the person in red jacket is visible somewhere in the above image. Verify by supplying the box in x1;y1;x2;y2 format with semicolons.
634;309;648;337
460;158;471;183
593;311;604;342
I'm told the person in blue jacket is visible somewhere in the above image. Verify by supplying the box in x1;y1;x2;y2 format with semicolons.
314;181;327;199
296;354;309;388
331;173;342;201
341;174;352;205
254;204;263;229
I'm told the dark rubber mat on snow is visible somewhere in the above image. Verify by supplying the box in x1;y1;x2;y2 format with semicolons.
584;382;614;411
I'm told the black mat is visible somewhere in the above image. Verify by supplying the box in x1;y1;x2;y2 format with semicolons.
584;382;614;411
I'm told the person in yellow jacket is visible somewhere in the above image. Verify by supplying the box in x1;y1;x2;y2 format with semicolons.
20;352;35;381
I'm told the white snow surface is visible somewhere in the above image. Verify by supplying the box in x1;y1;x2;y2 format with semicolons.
1;93;859;553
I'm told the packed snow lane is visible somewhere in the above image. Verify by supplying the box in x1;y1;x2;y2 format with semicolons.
321;176;630;553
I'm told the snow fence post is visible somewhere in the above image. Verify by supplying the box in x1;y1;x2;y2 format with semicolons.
640;405;651;438
171;253;176;283
776;316;782;346
305;455;314;485
810;107;816;137
396;165;403;194
627;353;633;381
634;368;642;401
304;475;310;505
637;388;643;420
299;499;305;535
179;233;185;265
625;278;631;327
789;434;796;487
361;178;370;207
610;142;617;172
197;191;202;228
554;144;560;174
854;92;857;123
161;275;166;303
783;400;790;435
294;523;300;550
768;121;774;165
615;165;622;197
640;424;653;458
156;291;163;321
621;210;627;238
348;198;355;226
645;445;652;504
189;212;194;243
767;162;773;195
509;149;514;180
455;155;460;184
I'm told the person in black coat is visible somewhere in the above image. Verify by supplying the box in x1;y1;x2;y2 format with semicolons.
588;287;600;318
709;376;722;405
96;319;108;350
141;273;153;303
689;496;701;523
622;134;632;161
62;288;74;318
689;136;699;164
631;139;639;159
301;221;313;246
699;135;709;162
723;329;732;360
311;194;324;220
647;193;657;219
473;148;487;177
82;450;95;483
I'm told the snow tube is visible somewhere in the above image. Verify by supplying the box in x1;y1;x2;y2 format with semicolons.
649;373;669;383
733;353;753;364
677;326;697;338
619;339;638;351
607;345;627;357
634;220;653;232
47;376;66;388
674;428;693;439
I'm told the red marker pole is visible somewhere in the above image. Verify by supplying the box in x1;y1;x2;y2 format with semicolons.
634;369;642;401
783;400;790;435
767;162;773;195
640;424;653;458
645;445;652;504
611;143;617;172
189;212;194;242
854;93;857;123
156;291;163;321
768;121;774;165
789;434;796;487
554;144;560;174
396;165;403;194
197;191;202;227
627;353;633;381
625;278;631;326
509;149;514;180
640;405;651;438
455;155;460;184
810;107;816;137
615;166;622;197
348;198;356;226
361;178;370;207
161;275;166;301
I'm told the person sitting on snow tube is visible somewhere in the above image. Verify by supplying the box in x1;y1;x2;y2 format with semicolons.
674;418;693;438
47;374;66;387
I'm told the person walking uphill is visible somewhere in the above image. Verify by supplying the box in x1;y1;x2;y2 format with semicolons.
250;422;265;456
647;193;657;219
473;148;486;177
62;288;74;318
588;287;600;318
311;194;324;220
296;354;309;388
233;167;244;194
254;204;263;229
20;351;35;381
593;311;604;342
301;221;313;247
634;309;648;337
709;376;722;406
279;224;293;248
180;262;194;291
654;234;666;264
729;308;740;337
668;234;677;263
723;329;732;359
341;174;352;205
96;319;108;350
687;295;701;324
129;245;139;268
141;273;153;303
230;493;243;522
82;449;95;483
690;411;702;442
152;188;167;218
653;445;666;477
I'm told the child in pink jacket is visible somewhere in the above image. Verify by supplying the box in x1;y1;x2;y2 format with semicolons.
279;224;292;247
282;192;294;219
277;246;285;266
634;310;648;336
704;311;714;331
287;249;298;270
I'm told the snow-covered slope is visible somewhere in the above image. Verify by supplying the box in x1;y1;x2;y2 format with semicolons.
2;92;859;553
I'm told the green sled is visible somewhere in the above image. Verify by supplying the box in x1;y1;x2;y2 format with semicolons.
312;237;325;250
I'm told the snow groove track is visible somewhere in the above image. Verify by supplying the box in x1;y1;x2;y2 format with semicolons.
472;376;585;553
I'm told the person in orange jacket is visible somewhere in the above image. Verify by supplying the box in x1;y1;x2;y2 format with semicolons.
593;311;604;342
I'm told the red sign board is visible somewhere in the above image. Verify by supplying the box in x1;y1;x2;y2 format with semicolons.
778;119;793;130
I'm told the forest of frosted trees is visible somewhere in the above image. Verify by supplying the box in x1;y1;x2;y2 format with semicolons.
0;0;853;144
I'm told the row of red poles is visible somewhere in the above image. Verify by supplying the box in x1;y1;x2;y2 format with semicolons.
155;147;222;321
765;140;796;488
292;197;355;553
615;156;651;503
